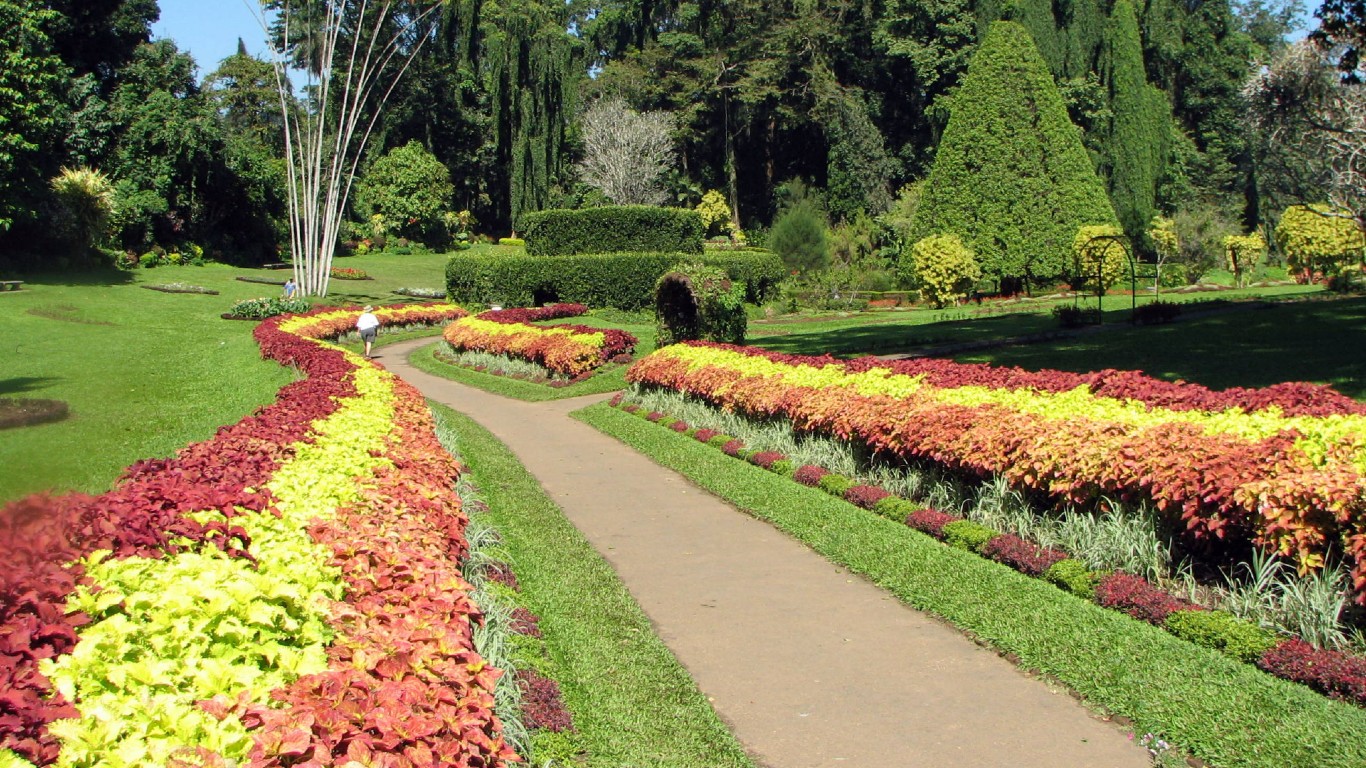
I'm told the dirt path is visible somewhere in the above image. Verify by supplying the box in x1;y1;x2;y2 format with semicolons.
382;339;1150;768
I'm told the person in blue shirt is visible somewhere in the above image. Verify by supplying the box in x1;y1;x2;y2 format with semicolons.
283;278;297;299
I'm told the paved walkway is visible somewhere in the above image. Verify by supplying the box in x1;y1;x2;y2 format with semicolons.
383;339;1150;768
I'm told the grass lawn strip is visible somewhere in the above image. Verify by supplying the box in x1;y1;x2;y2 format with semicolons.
575;402;1366;768
427;404;754;768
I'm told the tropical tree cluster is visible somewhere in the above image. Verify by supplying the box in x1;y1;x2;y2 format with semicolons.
2;0;1357;295
0;2;287;268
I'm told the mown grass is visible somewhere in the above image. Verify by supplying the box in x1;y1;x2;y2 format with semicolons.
427;403;754;768
956;295;1366;398
576;402;1366;768
750;283;1321;358
0;249;479;502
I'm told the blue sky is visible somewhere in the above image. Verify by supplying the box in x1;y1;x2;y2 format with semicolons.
150;0;270;78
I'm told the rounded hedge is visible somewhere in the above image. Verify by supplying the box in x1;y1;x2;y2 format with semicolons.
519;206;704;257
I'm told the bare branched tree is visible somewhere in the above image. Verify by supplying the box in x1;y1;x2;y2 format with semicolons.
248;0;443;297
576;98;676;206
1245;40;1366;234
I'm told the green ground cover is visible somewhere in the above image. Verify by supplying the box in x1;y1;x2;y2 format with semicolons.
429;404;754;768
576;403;1366;768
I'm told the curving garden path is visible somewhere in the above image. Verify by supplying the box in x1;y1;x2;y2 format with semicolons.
383;338;1150;768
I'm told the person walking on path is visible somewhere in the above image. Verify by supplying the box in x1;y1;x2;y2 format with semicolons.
282;278;297;299
356;305;380;358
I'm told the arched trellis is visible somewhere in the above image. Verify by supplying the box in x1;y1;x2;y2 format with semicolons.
1073;233;1157;324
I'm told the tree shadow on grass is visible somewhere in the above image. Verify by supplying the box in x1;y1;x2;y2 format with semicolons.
956;297;1366;398
754;311;1055;358
18;268;135;287
0;377;63;396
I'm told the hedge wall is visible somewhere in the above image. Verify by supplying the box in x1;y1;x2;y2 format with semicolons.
520;206;705;256
446;251;785;310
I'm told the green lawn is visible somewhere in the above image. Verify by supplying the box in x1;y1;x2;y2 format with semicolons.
0;248;472;503
955;295;1366;398
749;283;1321;358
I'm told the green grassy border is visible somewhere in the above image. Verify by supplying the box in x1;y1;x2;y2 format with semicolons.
427;402;753;768
408;342;630;401
575;402;1366;768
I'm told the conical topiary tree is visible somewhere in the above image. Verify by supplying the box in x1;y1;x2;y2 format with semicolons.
1099;0;1170;246
909;21;1118;291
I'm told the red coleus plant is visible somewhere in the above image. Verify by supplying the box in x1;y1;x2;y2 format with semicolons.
1094;572;1199;625
793;465;831;487
980;534;1069;577
1259;638;1366;705
845;485;891;510
905;508;962;539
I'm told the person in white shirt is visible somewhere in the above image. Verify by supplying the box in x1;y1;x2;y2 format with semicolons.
356;305;380;358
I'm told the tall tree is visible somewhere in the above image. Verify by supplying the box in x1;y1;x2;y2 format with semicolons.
1245;40;1366;233
43;0;157;88
0;0;68;232
909;21;1119;289
1099;0;1171;246
576;97;675;205
1311;0;1366;78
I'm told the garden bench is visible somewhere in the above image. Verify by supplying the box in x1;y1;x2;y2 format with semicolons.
0;280;23;291
261;262;291;270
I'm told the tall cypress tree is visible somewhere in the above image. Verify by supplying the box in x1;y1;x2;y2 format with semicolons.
1100;0;1170;245
909;21;1118;288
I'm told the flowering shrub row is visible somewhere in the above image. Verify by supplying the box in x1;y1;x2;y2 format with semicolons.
610;392;1366;708
444;307;636;377
0;303;514;766
626;342;1366;602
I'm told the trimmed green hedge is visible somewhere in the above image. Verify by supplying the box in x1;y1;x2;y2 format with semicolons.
446;251;786;310
520;206;705;256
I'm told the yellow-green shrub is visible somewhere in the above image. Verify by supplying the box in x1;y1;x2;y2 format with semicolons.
1275;204;1364;277
1073;224;1127;291
908;233;982;308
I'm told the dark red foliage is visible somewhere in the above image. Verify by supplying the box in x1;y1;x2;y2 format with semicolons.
485;562;520;592
1094;573;1198;625
478;304;589;324
516;669;573;732
693;428;720;443
670;420;690;433
904;508;961;538
609;392;625;407
845;485;891;510
793;465;830;487
622;404;641;414
749;451;785;469
646;412;665;422
980;534;1070;577
509;607;543;639
721;439;745;457
1259;638;1366;705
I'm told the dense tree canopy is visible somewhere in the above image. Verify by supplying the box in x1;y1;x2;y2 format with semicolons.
0;0;1341;270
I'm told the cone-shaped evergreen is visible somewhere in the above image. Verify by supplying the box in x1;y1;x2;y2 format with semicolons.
1100;0;1170;245
910;21;1118;286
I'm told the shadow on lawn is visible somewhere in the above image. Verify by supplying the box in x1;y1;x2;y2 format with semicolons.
18;268;135;287
0;376;63;396
754;310;1054;358
956;297;1366;398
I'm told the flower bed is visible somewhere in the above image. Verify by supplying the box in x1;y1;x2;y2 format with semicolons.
444;304;636;377
329;267;371;280
627;342;1366;603
0;303;515;766
607;390;1366;707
